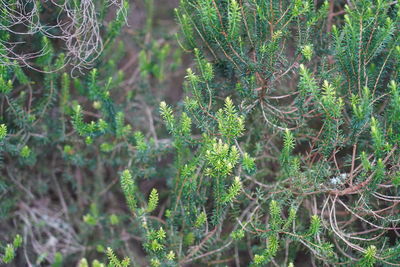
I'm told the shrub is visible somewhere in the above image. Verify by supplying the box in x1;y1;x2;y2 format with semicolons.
1;0;400;266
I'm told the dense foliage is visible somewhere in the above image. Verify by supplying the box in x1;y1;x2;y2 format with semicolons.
1;0;400;266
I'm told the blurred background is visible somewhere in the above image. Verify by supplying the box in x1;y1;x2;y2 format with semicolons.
0;0;191;265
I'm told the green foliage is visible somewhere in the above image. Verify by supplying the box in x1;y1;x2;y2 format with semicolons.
227;0;241;39
159;101;175;133
194;211;207;228
222;176;242;203
308;215;321;236
217;97;244;142
106;247;130;267
78;258;89;267
1;234;22;264
147;188;159;213
358;245;377;267
242;152;256;174
19;145;31;158
269;200;282;231
120;170;137;214
53;252;63;267
0;124;6;141
13;234;22;248
205;139;239;178
2;244;14;264
2;0;400;266
166;250;175;261
301;45;313;61
231;229;245;240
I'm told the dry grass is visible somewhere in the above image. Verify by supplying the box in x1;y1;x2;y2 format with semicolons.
0;0;126;72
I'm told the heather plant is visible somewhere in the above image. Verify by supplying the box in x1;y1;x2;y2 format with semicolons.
0;0;182;265
1;0;400;266
159;0;399;265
